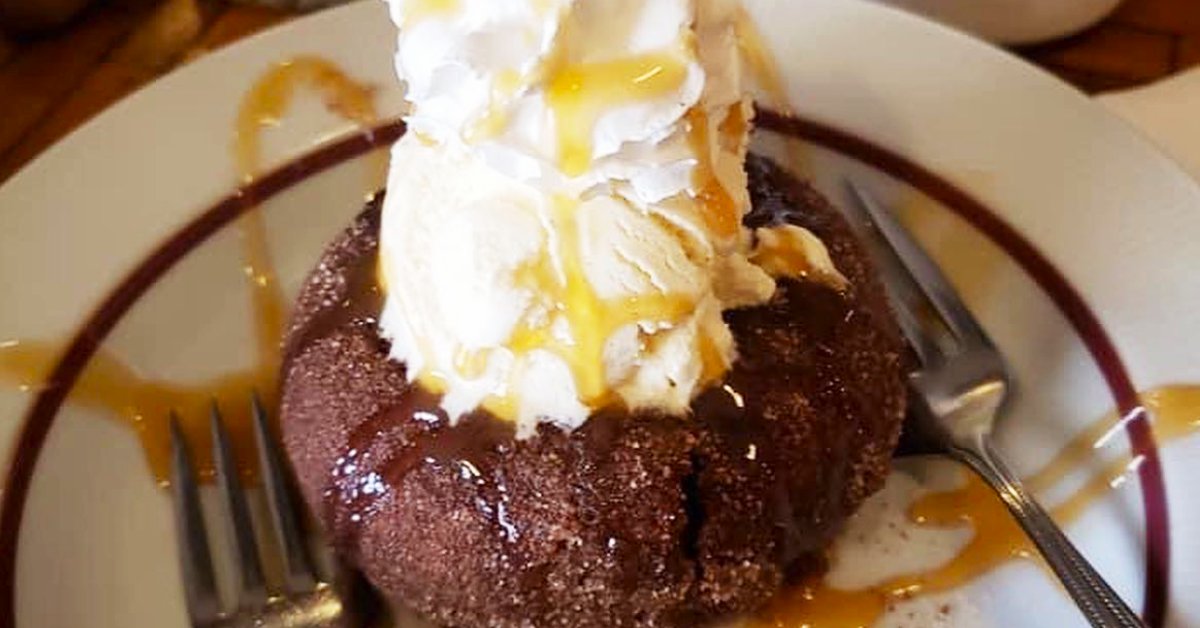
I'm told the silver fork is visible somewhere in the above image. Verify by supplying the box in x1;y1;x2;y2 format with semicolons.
169;397;365;628
844;182;1146;628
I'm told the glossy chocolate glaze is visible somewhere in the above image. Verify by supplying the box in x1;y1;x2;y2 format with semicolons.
280;154;907;627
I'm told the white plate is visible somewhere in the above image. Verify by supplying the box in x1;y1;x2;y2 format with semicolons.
867;0;1120;45
1;1;1198;626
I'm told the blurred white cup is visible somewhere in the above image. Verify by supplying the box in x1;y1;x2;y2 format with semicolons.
870;0;1122;45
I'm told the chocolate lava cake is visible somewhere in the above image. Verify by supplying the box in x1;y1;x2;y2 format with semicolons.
280;154;907;627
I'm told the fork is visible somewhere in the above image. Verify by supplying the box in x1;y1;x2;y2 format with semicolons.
843;182;1146;628
169;397;365;628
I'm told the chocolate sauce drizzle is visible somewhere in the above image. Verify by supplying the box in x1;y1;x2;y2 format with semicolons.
281;198;526;555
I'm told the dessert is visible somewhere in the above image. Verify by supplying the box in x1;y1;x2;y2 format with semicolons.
281;0;906;625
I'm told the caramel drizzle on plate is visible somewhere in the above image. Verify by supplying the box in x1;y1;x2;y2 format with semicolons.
0;57;379;484
0;55;1196;628
0;340;262;484
233;55;382;392
3;331;1194;618
752;387;1199;627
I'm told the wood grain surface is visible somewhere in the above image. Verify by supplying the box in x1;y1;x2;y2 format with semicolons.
1;0;1197;184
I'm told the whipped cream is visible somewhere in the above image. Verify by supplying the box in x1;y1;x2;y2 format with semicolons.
379;0;843;435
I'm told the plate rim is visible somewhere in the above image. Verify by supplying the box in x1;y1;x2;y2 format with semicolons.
0;1;1196;626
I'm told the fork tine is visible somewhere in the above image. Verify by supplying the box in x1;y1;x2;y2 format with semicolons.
844;181;993;351
169;413;222;624
210;402;269;610
251;393;318;593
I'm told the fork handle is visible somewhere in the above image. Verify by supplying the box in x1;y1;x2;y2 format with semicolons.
956;438;1147;628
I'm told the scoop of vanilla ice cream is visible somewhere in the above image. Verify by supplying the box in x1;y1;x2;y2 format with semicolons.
379;0;837;436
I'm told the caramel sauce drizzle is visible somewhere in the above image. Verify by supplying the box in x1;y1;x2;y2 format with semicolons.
404;0;460;23
474;28;744;412
751;225;846;289
4;323;1194;617
0;341;261;484
233;56;381;387
466;69;523;143
423;11;754;412
0;49;1194;626
235;55;383;190
686;107;742;241
494;196;698;412
541;5;690;178
751;240;814;280
754;386;1200;627
546;50;689;177
0;57;379;484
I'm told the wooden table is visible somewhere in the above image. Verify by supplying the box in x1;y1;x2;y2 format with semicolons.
2;0;1199;185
